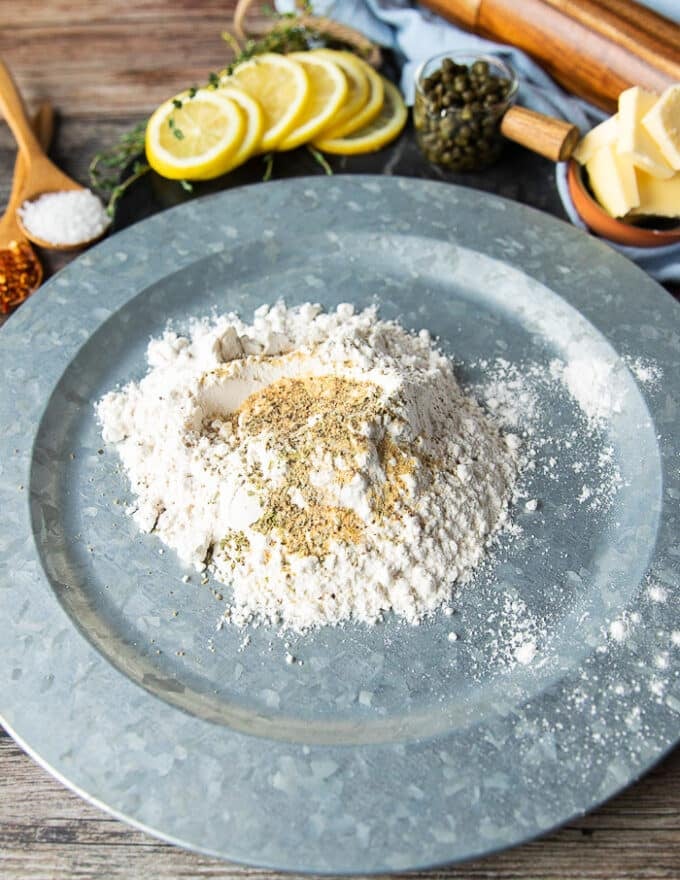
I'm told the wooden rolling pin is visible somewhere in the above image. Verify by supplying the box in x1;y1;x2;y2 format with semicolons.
594;0;680;51
540;0;680;74
418;0;680;111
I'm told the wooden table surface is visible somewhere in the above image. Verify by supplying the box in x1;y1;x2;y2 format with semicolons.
1;3;679;878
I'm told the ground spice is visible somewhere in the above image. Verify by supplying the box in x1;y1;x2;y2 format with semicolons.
228;375;384;556
370;434;418;521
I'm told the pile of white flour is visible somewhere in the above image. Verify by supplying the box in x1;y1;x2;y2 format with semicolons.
97;302;520;631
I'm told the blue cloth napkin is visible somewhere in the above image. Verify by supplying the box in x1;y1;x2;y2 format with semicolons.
276;0;680;281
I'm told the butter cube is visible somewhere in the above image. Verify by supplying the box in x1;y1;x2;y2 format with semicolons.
586;143;639;217
573;114;618;165
642;84;680;171
634;169;680;218
617;86;674;179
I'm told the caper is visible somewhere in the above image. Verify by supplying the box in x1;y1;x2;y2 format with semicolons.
439;118;455;139
415;55;513;170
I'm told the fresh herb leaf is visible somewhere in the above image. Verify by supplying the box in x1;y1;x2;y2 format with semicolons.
262;153;274;182
220;3;370;77
103;161;150;218
307;145;333;175
89;122;149;216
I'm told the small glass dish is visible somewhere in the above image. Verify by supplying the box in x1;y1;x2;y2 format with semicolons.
413;52;519;172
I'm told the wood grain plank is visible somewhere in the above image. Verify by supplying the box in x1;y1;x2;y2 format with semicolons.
0;0;274;117
4;0;235;25
0;23;235;116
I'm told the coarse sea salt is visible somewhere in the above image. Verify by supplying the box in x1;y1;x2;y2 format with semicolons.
18;188;110;246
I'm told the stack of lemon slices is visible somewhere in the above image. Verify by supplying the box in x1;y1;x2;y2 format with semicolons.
145;50;407;180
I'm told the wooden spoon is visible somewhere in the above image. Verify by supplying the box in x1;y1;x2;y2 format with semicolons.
0;103;54;314
0;61;107;251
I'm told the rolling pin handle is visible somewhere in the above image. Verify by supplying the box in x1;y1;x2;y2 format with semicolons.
501;105;581;162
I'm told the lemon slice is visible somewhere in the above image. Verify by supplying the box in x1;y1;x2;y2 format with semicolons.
202;87;264;177
318;52;384;141
146;89;245;180
320;55;385;141
309;49;370;135
277;52;348;151
226;53;309;151
314;78;407;155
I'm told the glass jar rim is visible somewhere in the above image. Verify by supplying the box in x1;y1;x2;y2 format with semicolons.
414;52;519;110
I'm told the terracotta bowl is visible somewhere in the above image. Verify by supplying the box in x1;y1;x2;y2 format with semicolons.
566;159;680;249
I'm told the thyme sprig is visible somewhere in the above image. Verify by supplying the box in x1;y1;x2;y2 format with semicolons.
262;153;275;182
306;145;333;175
89;5;348;215
222;24;319;76
220;0;370;76
89;123;149;217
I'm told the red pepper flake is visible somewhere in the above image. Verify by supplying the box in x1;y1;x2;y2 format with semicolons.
0;240;42;314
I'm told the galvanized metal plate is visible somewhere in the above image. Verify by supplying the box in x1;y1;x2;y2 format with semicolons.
1;176;678;872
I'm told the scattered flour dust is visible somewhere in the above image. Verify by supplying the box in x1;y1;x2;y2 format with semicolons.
626;356;663;390
473;353;626;513
97;301;520;632
481;592;544;671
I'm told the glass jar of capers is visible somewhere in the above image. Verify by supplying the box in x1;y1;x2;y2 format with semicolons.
414;53;519;171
